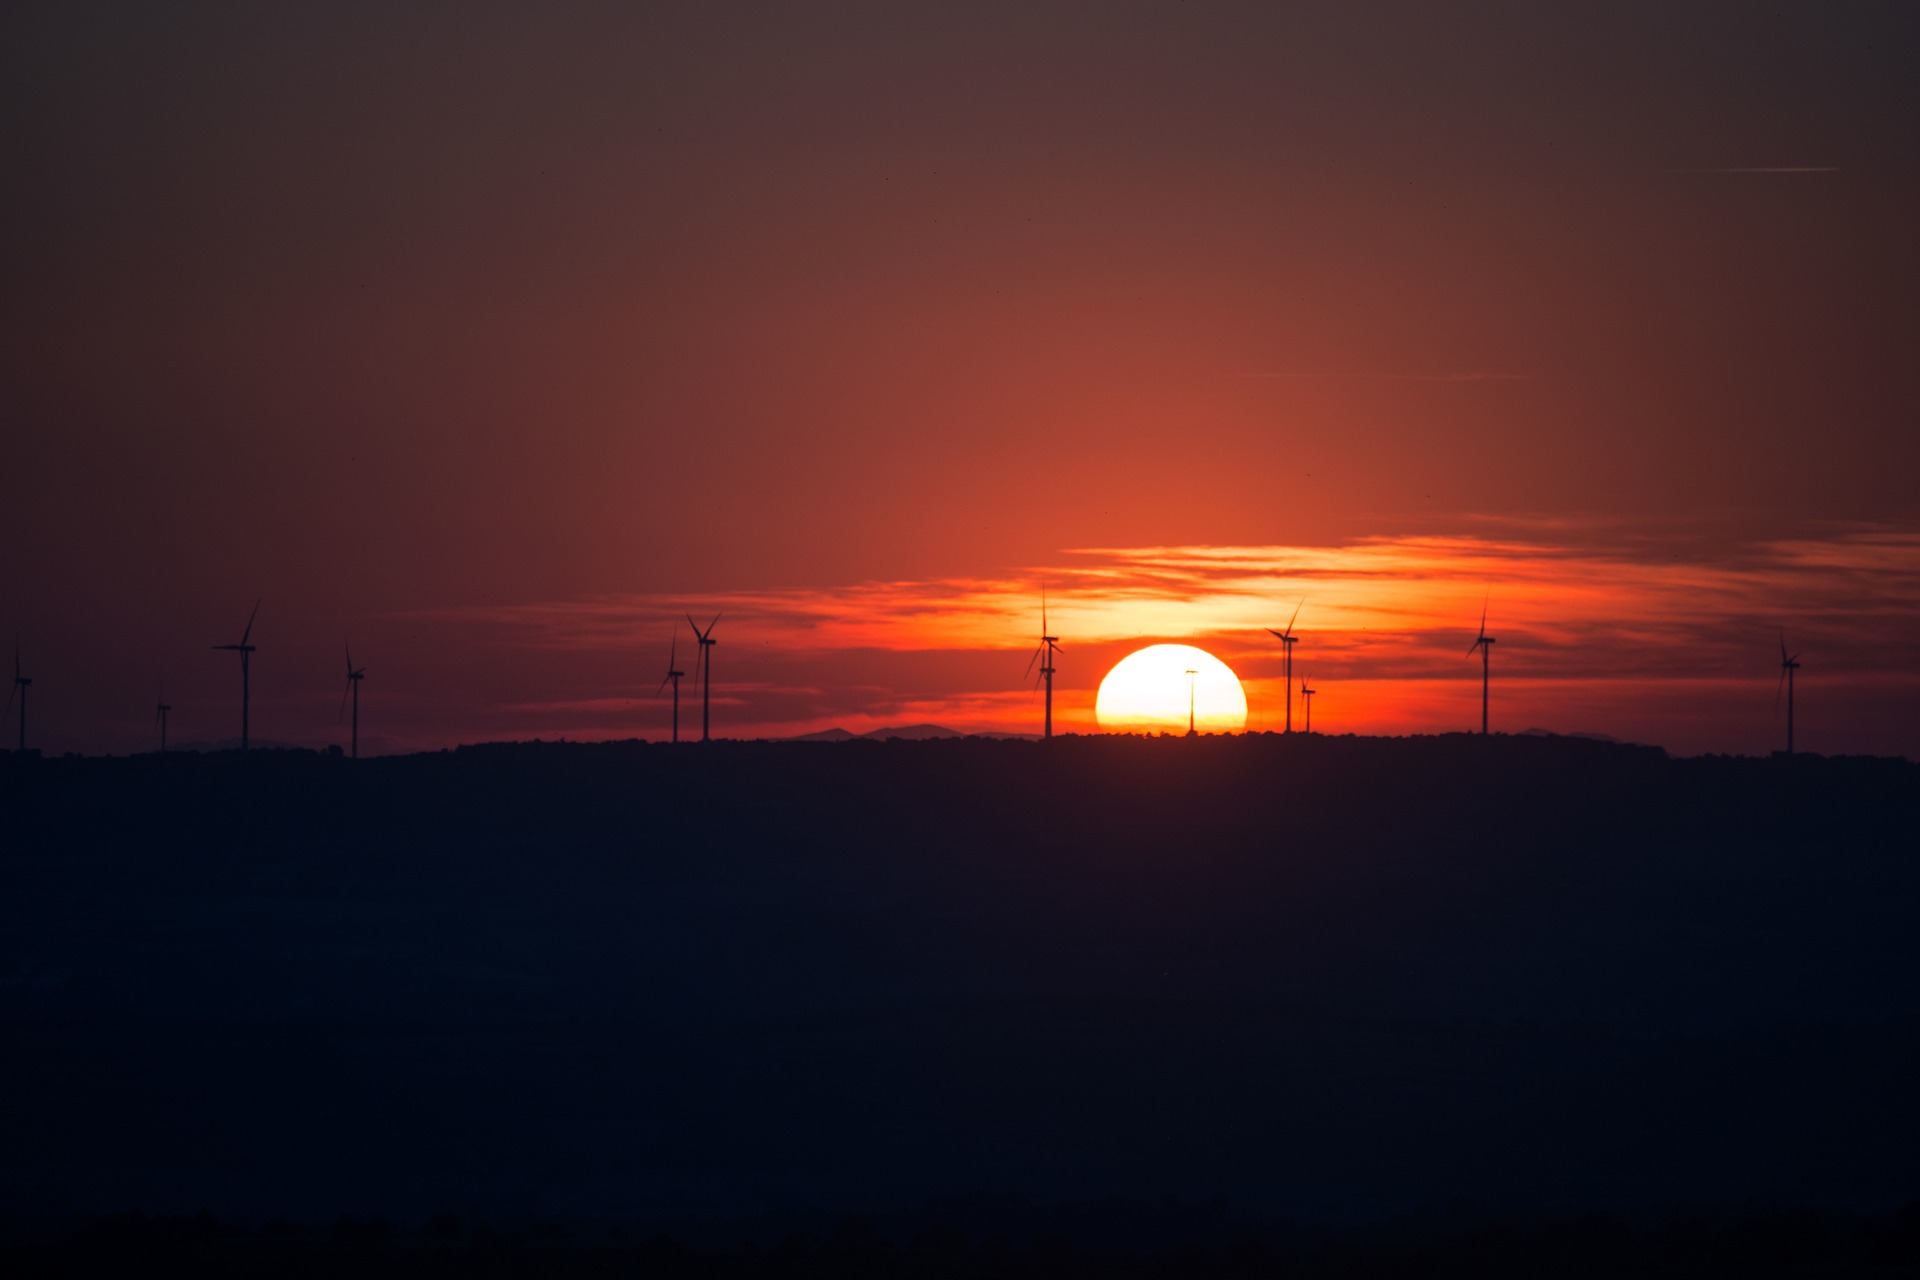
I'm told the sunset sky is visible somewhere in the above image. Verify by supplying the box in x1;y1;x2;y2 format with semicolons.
3;2;1916;756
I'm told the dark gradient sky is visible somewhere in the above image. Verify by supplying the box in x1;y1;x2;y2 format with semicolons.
3;2;1916;754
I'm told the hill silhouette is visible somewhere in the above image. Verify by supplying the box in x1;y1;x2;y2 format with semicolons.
0;734;1915;1238
788;723;970;741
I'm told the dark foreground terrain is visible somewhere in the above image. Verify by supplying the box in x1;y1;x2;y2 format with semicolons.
9;1204;1920;1279
2;735;1917;1258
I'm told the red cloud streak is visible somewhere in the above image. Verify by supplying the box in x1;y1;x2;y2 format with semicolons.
385;526;1919;758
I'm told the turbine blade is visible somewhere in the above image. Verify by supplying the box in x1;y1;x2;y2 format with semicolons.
1284;597;1303;637
241;598;260;646
707;613;721;634
1774;665;1787;713
339;678;352;722
1024;644;1043;681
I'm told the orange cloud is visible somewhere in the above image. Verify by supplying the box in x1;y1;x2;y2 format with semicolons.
411;524;1920;755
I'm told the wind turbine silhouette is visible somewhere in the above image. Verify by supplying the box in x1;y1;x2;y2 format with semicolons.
656;634;685;744
1024;591;1062;740
1301;676;1317;734
213;600;260;750
1777;634;1803;755
7;648;30;752
1266;599;1303;732
1185;667;1199;737
1467;597;1496;735
340;643;365;759
687;615;719;742
156;687;171;753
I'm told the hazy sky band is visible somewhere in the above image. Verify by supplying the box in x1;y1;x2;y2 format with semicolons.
443;528;1920;660
397;526;1919;754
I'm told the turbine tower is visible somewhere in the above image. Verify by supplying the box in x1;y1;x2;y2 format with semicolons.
1301;676;1317;734
340;643;366;760
1266;600;1303;732
687;615;719;742
1777;634;1803;755
656;635;685;744
213;600;260;750
7;648;30;752
1185;667;1199;737
1025;592;1062;740
156;690;171;753
1467;598;1496;735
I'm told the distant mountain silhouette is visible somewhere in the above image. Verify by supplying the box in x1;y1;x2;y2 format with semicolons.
789;723;969;742
1519;727;1620;743
862;723;967;740
166;738;310;753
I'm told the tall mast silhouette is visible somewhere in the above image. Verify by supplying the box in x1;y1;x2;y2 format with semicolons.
687;615;719;742
156;686;171;753
656;634;685;743
1467;598;1496;735
7;648;30;752
1777;634;1803;755
1301;676;1316;734
1025;591;1062;740
213;600;260;750
1185;667;1199;736
340;643;365;760
1266;599;1303;732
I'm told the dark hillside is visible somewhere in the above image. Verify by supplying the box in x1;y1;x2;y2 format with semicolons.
1;735;1915;1231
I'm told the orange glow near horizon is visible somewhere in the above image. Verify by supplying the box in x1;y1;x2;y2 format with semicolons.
403;524;1920;755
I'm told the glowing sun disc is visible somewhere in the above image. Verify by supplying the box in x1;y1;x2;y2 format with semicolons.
1095;644;1248;733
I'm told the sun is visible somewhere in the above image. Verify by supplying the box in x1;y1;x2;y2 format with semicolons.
1095;644;1248;734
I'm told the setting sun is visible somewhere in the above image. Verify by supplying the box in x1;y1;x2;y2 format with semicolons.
1095;644;1249;734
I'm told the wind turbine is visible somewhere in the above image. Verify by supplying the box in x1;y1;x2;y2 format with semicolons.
213;599;260;750
656;634;685;743
156;688;171;753
1467;597;1496;735
1266;599;1303;732
1185;667;1199;737
7;648;30;752
1024;591;1062;740
1301;676;1317;734
1777;634;1803;755
687;615;719;742
340;643;365;759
